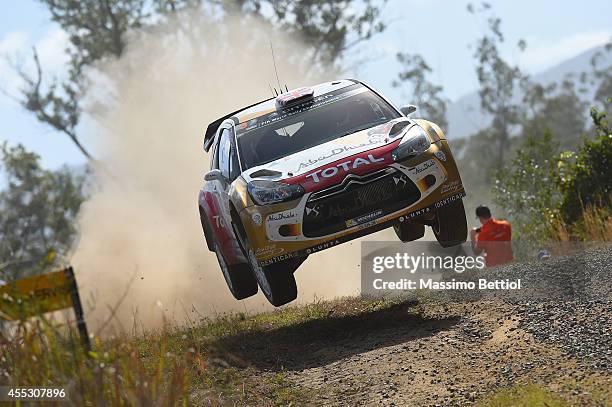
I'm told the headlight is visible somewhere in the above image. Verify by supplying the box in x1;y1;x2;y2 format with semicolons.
391;125;431;162
247;180;305;205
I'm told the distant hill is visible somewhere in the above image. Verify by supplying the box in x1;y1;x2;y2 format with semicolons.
446;45;611;139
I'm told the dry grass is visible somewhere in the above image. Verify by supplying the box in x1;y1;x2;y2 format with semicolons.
0;296;407;405
554;205;612;242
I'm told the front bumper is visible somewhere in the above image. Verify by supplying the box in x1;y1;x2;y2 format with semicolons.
240;139;465;266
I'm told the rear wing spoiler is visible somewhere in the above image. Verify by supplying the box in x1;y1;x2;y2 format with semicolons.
203;97;274;152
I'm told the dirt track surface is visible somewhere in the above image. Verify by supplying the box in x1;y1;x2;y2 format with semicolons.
223;245;612;406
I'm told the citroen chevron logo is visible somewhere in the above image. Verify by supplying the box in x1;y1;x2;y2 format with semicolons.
393;176;407;188
306;206;320;217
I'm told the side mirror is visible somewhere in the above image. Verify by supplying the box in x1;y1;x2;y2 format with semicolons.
204;169;224;182
400;105;417;116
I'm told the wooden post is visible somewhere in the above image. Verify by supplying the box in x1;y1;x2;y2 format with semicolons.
64;267;91;352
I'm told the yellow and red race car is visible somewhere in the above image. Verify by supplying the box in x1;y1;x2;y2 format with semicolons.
198;79;467;306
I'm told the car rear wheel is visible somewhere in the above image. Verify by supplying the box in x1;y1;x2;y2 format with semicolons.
214;243;258;300
432;199;468;247
393;221;425;242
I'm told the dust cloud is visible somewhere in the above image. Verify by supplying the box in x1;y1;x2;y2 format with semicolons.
70;12;394;332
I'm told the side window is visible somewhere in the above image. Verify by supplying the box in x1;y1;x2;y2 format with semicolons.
218;128;231;179
229;133;241;181
211;142;219;170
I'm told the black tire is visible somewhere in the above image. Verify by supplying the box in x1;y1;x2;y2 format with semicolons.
230;211;298;306
247;251;298;307
214;243;258;300
432;198;468;247
393;221;425;242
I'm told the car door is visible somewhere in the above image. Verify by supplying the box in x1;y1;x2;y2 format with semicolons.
204;125;244;264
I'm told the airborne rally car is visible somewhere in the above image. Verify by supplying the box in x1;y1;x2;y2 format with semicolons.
198;80;467;306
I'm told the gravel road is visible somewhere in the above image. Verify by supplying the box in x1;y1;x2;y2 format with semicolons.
233;244;612;406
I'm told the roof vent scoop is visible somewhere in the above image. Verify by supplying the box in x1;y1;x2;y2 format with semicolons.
275;87;314;110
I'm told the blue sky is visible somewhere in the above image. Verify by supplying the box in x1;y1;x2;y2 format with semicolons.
1;0;611;168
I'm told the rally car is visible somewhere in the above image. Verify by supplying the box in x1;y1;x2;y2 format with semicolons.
198;79;467;306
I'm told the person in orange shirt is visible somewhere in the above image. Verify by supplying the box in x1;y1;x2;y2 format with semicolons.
469;205;513;267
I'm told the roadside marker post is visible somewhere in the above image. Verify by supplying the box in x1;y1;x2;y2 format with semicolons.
65;267;91;352
0;267;91;352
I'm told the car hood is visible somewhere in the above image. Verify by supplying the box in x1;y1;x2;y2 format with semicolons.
242;118;412;183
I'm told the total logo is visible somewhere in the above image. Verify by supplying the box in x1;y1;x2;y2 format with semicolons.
306;154;385;183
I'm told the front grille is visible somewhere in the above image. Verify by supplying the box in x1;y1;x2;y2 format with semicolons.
303;169;421;237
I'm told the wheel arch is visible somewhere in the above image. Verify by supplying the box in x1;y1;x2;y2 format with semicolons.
198;204;215;251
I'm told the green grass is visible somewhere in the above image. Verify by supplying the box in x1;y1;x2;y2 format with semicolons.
477;385;571;407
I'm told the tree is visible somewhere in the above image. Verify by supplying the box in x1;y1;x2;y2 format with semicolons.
493;132;561;241
0;143;86;281
557;101;612;225
468;2;526;169
17;0;388;161
493;101;612;241
392;53;448;131
520;76;587;150
588;41;612;119
18;0;150;161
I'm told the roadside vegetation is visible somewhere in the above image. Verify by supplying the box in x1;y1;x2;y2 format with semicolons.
0;297;404;405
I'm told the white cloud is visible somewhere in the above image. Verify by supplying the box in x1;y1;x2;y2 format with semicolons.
35;28;69;73
0;31;29;97
518;30;611;72
0;27;69;104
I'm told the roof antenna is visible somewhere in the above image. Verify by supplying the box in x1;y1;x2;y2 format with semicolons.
268;83;276;98
285;84;289;92
269;40;283;94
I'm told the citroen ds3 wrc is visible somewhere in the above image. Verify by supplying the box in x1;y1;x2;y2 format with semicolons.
198;79;467;306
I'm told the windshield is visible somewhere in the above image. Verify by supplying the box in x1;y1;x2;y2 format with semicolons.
236;84;401;169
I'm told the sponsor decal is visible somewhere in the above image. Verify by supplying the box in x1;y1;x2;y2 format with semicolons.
356;219;378;230
408;159;436;175
296;140;384;172
252;213;263;226
306;154;385;183
434;150;447;162
213;215;226;229
259;251;300;266
398;191;467;222
399;206;434;221
267;211;298;222
434;191;466;208
346;209;384;228
306;239;341;255
255;245;284;257
440;180;463;196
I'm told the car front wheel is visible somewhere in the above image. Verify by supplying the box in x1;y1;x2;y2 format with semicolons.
245;248;298;307
432;199;468;247
231;215;298;307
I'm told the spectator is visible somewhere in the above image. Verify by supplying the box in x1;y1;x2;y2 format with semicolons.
469;205;513;267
